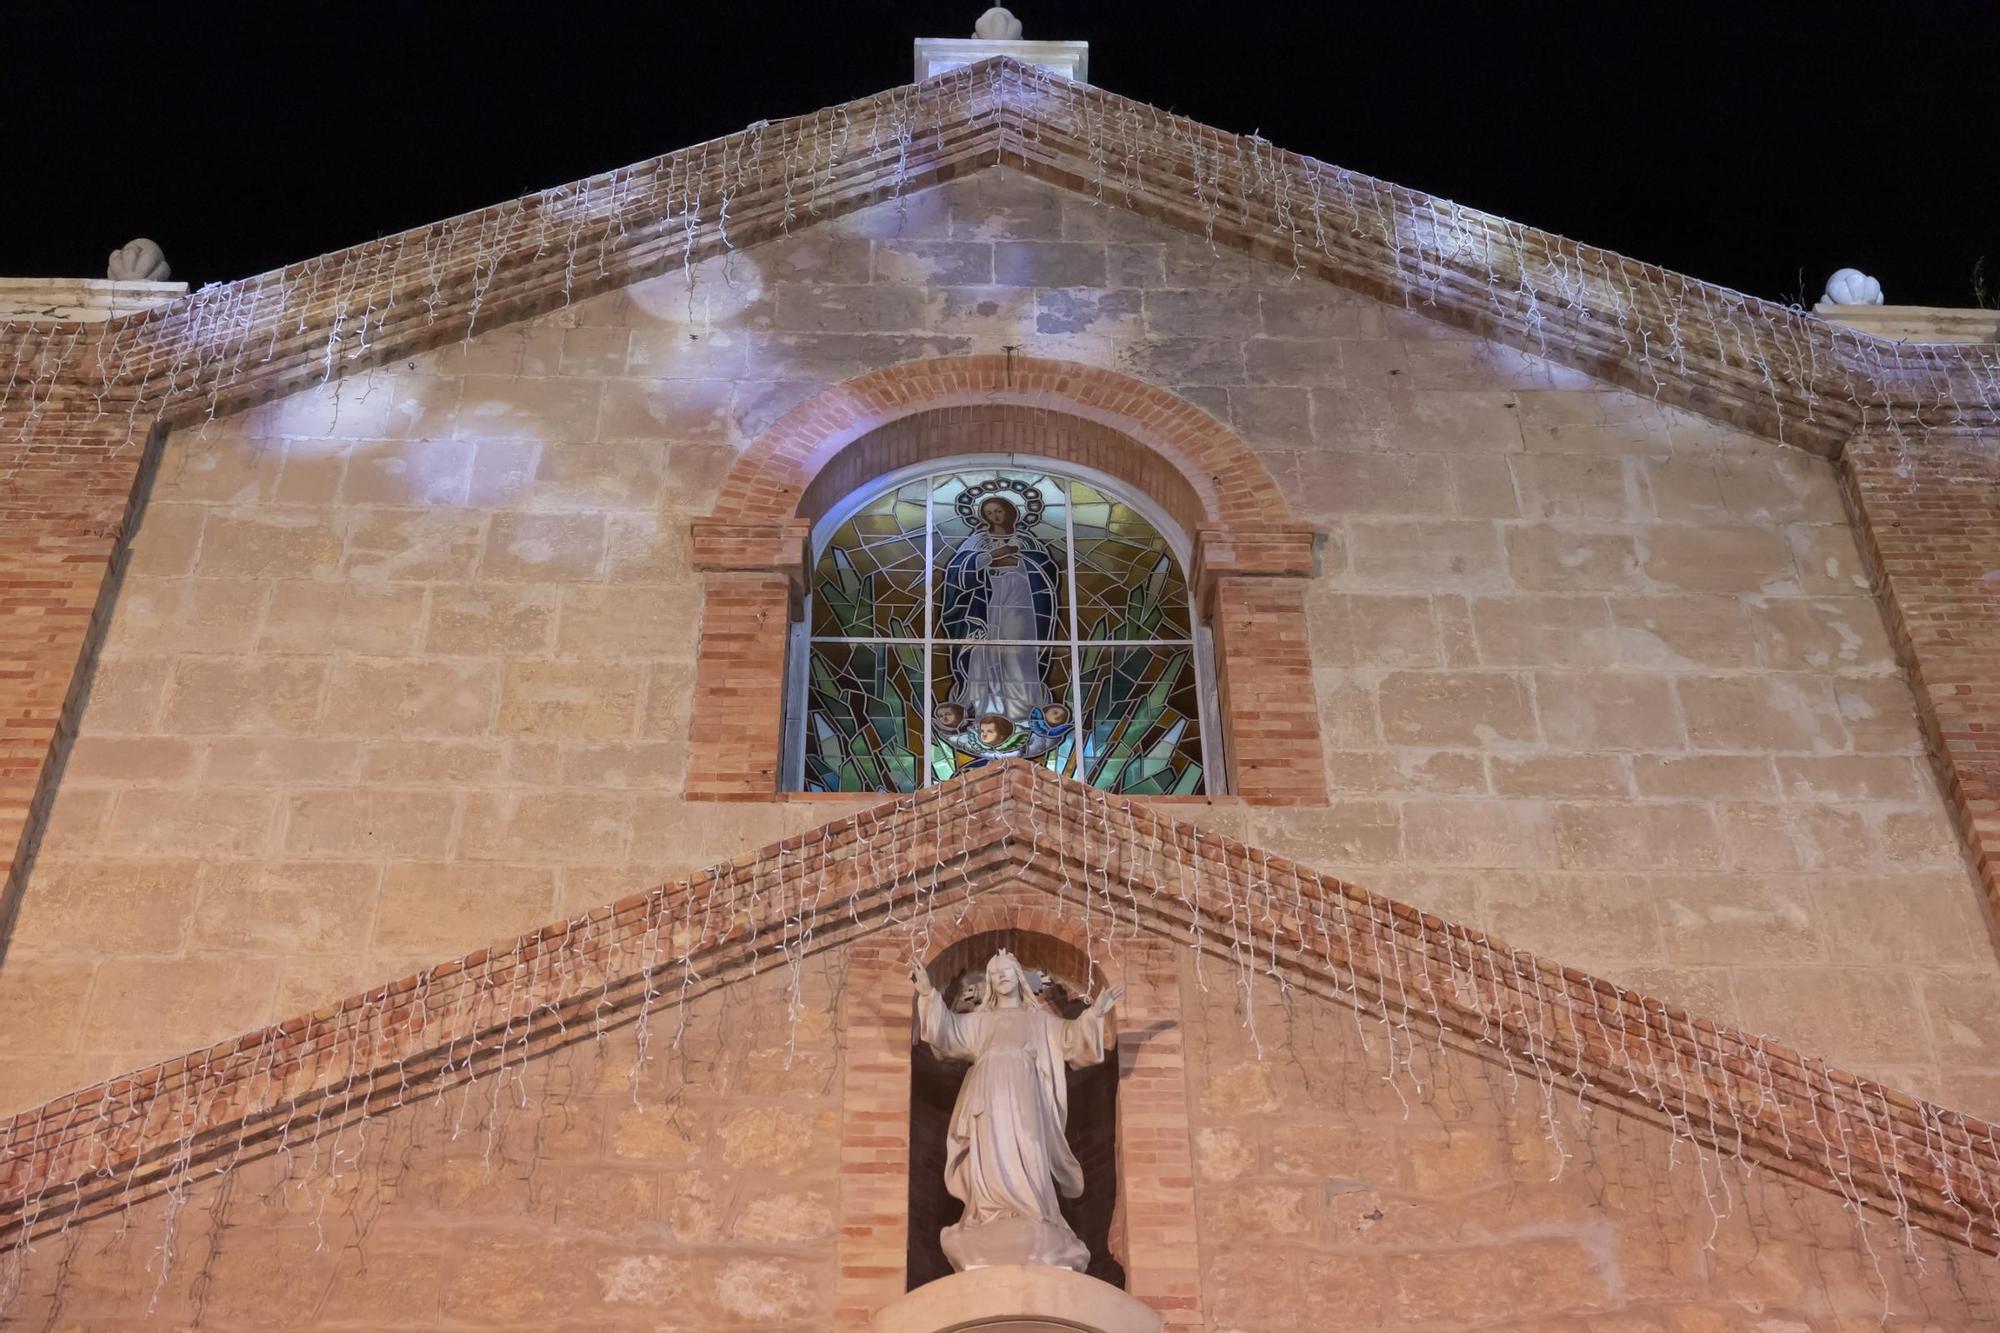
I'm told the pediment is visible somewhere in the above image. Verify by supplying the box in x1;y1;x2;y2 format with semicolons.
3;761;1995;1278
7;58;1996;463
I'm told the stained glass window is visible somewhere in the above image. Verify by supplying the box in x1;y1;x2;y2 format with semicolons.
792;461;1214;795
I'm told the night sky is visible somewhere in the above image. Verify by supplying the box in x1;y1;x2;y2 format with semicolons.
7;2;1997;308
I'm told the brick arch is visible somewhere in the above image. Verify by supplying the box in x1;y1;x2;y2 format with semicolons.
686;355;1327;804
709;355;1294;532
916;904;1109;995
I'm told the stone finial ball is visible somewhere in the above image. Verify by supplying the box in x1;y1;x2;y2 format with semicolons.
1823;268;1883;306
974;7;1024;39
108;239;171;283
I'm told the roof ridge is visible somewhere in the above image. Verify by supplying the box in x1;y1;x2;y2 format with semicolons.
2;760;1996;1263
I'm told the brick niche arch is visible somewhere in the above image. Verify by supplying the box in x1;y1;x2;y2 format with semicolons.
687;355;1324;802
832;884;1201;1327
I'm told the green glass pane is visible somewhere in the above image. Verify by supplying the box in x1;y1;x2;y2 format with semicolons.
803;641;926;793
811;479;928;639
1077;645;1205;796
1069;480;1191;641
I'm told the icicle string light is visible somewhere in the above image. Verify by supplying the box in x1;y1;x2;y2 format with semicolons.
4;760;1999;1323
4;58;1998;469
2;55;2000;1316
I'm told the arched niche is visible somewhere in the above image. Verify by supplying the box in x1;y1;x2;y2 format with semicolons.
907;927;1125;1292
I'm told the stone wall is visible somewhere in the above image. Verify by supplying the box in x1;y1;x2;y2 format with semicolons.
2;168;1990;1119
1182;965;2000;1331
0;957;845;1329
8;914;1994;1331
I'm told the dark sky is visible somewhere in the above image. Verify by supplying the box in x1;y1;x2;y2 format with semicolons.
7;3;1997;307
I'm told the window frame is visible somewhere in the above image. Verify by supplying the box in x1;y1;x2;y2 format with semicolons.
782;453;1225;794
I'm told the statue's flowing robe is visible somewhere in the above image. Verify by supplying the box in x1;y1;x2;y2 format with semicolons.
940;530;1059;722
916;990;1108;1228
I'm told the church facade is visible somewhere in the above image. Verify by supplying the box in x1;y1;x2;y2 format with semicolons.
3;52;2000;1330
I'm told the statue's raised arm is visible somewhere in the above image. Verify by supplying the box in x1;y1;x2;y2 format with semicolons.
911;950;1116;1273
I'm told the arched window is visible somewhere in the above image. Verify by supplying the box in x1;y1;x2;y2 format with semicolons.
787;457;1217;795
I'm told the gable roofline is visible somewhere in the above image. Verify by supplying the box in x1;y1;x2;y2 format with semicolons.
2;56;1997;459
2;761;1996;1262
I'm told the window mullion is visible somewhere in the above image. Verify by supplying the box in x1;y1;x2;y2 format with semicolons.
921;470;935;789
1063;477;1083;785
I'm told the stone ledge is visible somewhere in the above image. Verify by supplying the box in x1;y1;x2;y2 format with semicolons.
872;1265;1160;1333
0;276;187;323
916;39;1088;84
1814;302;2000;345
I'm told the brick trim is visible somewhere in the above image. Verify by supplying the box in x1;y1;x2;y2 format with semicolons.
6;763;1998;1275
1841;433;2000;921
708;357;1295;530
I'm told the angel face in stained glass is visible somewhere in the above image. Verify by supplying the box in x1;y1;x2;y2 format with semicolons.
940;493;1061;743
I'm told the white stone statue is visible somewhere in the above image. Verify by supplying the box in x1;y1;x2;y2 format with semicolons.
912;950;1121;1272
1823;268;1883;306
974;7;1025;39
107;239;171;283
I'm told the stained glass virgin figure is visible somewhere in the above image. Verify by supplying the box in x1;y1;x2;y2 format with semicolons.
940;494;1060;728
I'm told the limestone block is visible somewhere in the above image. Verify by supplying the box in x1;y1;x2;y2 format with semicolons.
341;507;485;581
196;508;343;578
9;859;199;955
80;656;170;730
1814;876;1994;965
1504;525;1642;591
372;863;556;953
500;660;642;738
1641;525;1800;594
122;501;206;575
100;788;277;857
460;791;629;865
1346;519;1507;591
187;861;378;955
1553;802;1723;872
1470;595;1619;667
482;511;608;581
454;375;601;441
556;584;701;658
1631;754;1777;800
340;438;475;506
557;324;634;377
1380;670;1537;747
605;512;693;582
875;239;995;286
1678;675;1847;753
1732;967;1930;1068
322;658;498;736
993;240;1108;288
1750;597;1895;672
259;581;425;655
60;735;200;785
1655;876;1822;964
425;584;558;655
0;960;97;1055
283;788;456;859
1401;799;1558;868
79;957;279;1051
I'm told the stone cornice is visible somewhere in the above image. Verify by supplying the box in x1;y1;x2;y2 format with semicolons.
2;763;1997;1263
